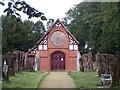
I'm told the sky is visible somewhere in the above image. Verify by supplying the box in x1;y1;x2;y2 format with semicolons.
23;0;83;21
0;0;83;25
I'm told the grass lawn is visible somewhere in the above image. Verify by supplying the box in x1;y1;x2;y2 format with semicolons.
2;71;48;88
0;83;1;90
68;71;101;88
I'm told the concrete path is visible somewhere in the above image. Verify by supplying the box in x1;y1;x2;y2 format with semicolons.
40;71;76;88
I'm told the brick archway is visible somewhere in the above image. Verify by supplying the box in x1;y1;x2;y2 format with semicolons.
51;51;65;70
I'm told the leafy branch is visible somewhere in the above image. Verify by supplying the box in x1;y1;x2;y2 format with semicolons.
0;0;47;20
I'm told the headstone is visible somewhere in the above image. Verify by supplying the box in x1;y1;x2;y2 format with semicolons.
3;61;8;76
2;60;9;81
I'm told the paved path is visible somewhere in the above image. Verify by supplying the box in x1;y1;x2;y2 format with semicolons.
40;71;76;88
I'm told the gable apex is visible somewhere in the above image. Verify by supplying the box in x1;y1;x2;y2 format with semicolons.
48;18;64;29
38;19;79;44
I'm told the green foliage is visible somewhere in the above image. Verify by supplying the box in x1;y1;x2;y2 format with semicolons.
68;72;101;88
65;2;120;55
2;15;45;53
2;71;48;88
1;0;46;20
46;18;54;29
99;2;120;54
0;17;2;54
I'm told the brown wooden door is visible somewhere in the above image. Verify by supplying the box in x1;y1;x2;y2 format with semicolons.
51;52;65;70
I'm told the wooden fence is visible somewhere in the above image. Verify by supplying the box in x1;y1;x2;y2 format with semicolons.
2;51;27;81
82;52;93;72
96;53;120;86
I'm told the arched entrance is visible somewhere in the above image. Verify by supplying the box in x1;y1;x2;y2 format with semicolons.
51;51;65;70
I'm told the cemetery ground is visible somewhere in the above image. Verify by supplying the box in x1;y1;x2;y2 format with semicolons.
69;71;120;89
2;71;48;88
2;71;101;88
2;71;120;89
68;71;101;88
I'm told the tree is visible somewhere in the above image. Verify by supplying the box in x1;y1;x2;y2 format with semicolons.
65;2;120;56
65;2;90;54
2;15;45;53
0;0;47;20
0;16;2;54
99;2;120;55
46;18;54;29
23;20;45;49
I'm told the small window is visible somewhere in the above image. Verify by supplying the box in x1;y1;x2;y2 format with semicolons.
31;51;35;53
74;45;78;50
43;45;47;50
38;45;42;50
34;51;36;53
69;45;73;50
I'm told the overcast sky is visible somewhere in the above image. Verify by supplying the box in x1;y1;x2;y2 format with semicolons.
0;0;83;20
24;0;83;20
0;0;84;26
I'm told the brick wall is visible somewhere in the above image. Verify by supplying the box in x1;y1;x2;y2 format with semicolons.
40;23;78;71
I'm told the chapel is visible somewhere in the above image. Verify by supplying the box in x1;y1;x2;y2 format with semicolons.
27;19;80;71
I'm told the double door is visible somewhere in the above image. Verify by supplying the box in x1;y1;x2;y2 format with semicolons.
51;52;65;70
